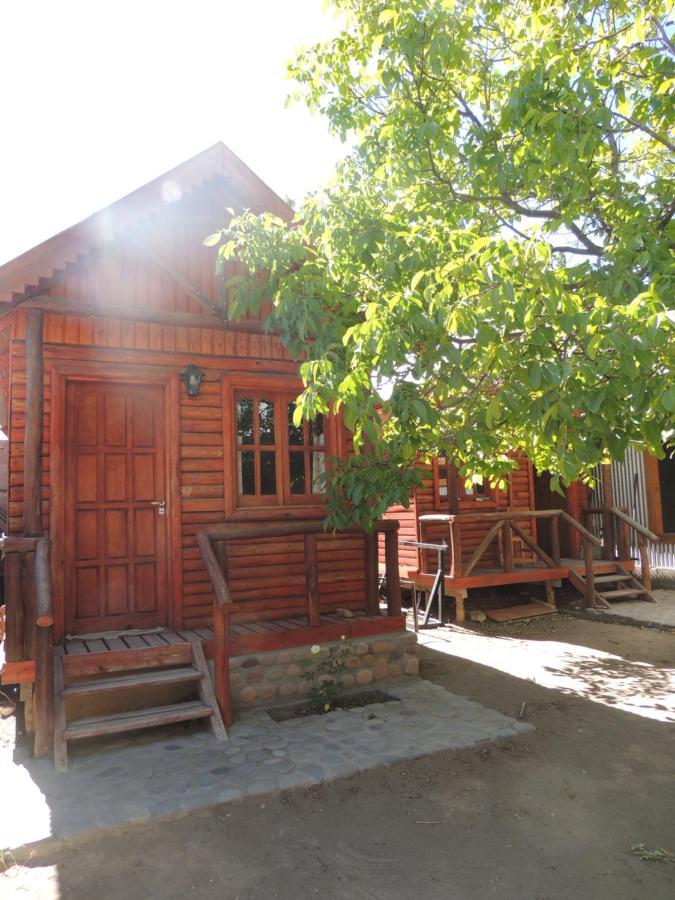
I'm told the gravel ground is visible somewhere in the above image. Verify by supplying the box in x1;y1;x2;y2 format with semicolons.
2;614;674;900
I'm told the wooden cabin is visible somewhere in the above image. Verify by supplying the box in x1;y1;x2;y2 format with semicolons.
380;451;658;623
0;144;409;768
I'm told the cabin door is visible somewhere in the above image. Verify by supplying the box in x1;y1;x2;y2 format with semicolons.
64;381;168;634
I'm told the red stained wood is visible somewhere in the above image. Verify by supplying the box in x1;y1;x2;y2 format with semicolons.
64;381;168;633
23;309;44;536
1;659;36;684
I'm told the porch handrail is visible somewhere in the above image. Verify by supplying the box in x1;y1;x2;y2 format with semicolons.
609;506;660;544
197;519;401;726
558;510;602;548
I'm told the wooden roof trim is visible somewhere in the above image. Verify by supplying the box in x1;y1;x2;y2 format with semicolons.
0;142;293;303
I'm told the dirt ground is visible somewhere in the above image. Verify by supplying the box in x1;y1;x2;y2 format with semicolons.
2;614;674;900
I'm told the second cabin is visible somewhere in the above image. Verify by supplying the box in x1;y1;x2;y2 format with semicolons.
380;452;655;623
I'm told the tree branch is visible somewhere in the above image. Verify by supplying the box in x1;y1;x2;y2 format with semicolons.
652;15;675;56
611;110;675;153
552;245;604;256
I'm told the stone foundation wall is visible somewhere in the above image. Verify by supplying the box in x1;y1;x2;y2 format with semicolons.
225;630;419;711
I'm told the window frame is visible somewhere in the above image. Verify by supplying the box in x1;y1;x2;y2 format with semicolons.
433;456;499;512
644;450;675;541
223;374;338;519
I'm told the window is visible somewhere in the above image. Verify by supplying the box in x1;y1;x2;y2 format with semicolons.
232;388;326;508
287;400;326;496
433;456;497;512
236;397;278;501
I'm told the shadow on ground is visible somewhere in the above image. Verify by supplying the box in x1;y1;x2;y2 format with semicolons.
3;614;675;900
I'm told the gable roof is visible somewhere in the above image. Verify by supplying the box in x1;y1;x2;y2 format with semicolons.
0;142;293;303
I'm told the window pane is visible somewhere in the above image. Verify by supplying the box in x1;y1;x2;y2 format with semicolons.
260;451;277;495
289;451;306;494
287;402;304;445
238;450;255;494
438;463;448;498
309;414;324;447
310;452;326;493
237;399;254;444
259;400;275;445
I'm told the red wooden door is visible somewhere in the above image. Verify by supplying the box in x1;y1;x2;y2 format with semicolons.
64;381;168;634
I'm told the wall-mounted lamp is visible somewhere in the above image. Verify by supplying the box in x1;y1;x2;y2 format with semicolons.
181;364;204;398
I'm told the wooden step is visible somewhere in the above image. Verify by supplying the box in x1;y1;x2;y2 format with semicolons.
598;589;648;600
590;574;632;584
64;700;212;741
63;643;193;678
64;667;203;697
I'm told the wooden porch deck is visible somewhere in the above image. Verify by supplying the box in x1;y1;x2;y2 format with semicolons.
65;610;404;659
2;610;405;685
399;557;635;591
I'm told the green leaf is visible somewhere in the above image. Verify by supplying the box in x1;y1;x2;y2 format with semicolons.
378;9;397;26
410;270;425;291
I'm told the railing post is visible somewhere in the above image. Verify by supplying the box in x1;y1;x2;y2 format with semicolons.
449;520;463;578
364;531;379;616
551;515;561;567
583;538;597;607
33;538;54;758
304;533;320;626
600;464;614;560
502;520;514;572
637;535;652;594
213;601;232;726
617;508;631;560
384;526;401;616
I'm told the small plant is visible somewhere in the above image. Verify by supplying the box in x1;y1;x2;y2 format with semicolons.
629;843;675;865
302;637;352;713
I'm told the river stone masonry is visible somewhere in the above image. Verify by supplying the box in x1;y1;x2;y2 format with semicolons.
226;630;419;711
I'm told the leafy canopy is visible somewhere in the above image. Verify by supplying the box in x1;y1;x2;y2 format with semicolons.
210;0;675;529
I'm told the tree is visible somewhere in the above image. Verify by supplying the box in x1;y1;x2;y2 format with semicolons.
210;0;675;529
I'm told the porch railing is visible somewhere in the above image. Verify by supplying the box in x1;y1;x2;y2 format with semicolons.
197;519;401;725
583;505;660;593
2;535;54;757
418;509;607;607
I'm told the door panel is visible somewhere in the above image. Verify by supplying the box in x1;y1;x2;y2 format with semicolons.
65;381;168;634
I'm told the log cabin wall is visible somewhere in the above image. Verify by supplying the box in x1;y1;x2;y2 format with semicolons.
4;183;364;636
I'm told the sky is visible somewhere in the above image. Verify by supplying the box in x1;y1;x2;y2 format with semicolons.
0;1;346;266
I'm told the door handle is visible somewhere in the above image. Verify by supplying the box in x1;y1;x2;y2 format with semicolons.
150;500;166;516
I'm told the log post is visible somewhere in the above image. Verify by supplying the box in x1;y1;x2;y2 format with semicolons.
449;520;463;578
383;526;402;616
600;463;614;560
551;515;561;567
33;539;54;758
502;520;514;572
304;533;320;626
364;531;379;616
213;602;232;726
617;510;631;561
23;309;44;537
583;538;596;607
637;535;652;594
